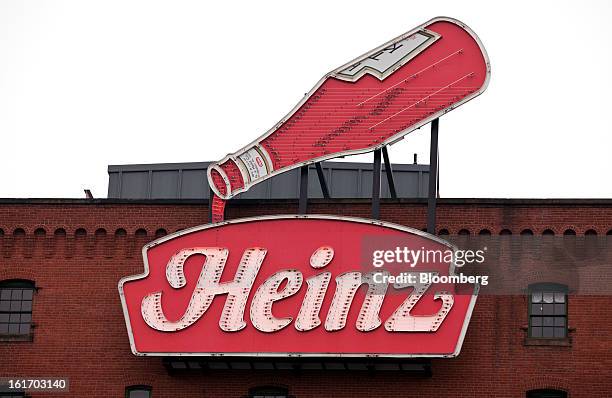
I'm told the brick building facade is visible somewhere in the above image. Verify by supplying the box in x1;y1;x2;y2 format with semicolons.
1;198;611;397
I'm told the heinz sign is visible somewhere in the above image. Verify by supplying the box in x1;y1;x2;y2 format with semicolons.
119;216;479;357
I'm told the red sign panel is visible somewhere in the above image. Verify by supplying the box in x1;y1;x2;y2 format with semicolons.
119;216;478;357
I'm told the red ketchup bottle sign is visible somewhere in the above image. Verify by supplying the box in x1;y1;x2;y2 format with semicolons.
207;17;490;202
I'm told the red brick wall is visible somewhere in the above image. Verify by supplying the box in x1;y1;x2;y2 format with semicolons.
0;199;611;397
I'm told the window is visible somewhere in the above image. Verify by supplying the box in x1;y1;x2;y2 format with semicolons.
248;386;290;398
526;389;567;398
529;283;568;338
126;386;151;398
0;280;35;337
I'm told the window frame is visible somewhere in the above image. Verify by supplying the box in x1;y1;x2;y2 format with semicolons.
526;388;568;398
528;283;568;339
247;385;293;398
0;279;36;341
0;392;28;398
125;385;152;398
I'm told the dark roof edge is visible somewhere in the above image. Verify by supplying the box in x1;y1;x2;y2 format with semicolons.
107;161;429;172
1;198;612;206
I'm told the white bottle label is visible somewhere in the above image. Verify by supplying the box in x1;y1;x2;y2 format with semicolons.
237;147;270;182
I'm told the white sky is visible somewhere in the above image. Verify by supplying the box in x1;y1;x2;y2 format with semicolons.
1;0;611;199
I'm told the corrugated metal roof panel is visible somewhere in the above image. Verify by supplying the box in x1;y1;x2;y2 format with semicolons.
107;161;429;199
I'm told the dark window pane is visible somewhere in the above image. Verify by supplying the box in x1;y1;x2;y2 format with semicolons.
0;314;8;322
554;317;566;327
22;290;33;300
0;290;11;300
0;324;8;333
21;301;32;312
19;323;30;335
531;327;542;337
11;290;22;300
543;317;554;327
128;390;151;398
0;301;9;311
9;314;20;323
249;387;289;398
8;323;19;334
554;327;566;338
542;304;554;315
531;304;542;315
531;317;542;326
554;304;566;315
21;314;31;323
542;327;554;338
527;389;567;398
9;301;21;311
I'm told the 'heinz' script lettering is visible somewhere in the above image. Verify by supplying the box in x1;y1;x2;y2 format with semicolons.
141;246;453;333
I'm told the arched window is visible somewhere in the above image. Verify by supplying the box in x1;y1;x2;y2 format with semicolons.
478;229;491;236
520;229;534;236
542;229;555;236
438;229;449;236
584;229;597;236
563;229;576;236
528;283;568;339
526;388;567;398
458;229;470;236
499;229;512;235
0;279;35;339
126;385;152;398
248;386;291;398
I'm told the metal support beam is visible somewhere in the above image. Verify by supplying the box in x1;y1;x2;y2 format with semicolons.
372;149;382;219
314;163;330;199
427;118;439;234
299;165;309;214
381;146;397;199
208;188;214;222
